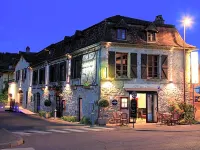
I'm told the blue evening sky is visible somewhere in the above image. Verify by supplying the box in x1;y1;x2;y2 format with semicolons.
0;0;199;53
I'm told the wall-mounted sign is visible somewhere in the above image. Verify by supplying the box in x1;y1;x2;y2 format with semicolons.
191;51;199;83
81;52;96;85
131;91;137;99
112;99;118;105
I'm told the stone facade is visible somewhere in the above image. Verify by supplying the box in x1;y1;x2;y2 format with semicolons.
100;44;191;120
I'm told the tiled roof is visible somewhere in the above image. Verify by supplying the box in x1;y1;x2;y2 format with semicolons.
30;15;196;67
0;53;20;72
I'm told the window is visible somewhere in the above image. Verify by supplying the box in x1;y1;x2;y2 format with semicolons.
49;65;56;82
121;98;128;109
74;59;81;78
16;70;20;81
33;70;38;85
116;52;128;78
147;32;156;42
117;29;126;40
60;62;66;81
147;55;159;78
22;68;27;81
39;68;45;84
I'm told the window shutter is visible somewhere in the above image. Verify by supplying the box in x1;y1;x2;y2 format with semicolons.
130;53;137;78
141;54;147;79
49;66;52;82
71;58;75;79
56;64;60;81
24;68;27;79
77;55;83;78
161;55;168;79
108;51;115;78
64;62;66;80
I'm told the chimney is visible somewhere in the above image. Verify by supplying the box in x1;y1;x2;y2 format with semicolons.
154;15;165;24
26;46;30;53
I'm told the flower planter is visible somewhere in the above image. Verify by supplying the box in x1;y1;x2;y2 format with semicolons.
98;118;107;126
45;112;51;118
83;85;91;89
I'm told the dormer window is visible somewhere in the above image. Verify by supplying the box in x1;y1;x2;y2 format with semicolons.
117;29;126;40
147;32;156;42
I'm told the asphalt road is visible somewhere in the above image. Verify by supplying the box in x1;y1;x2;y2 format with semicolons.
0;111;81;131
10;129;200;150
1;111;200;150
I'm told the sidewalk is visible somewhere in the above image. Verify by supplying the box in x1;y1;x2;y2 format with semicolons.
0;128;24;149
107;123;200;132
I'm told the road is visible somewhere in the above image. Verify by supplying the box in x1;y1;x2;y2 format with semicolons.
1;111;200;150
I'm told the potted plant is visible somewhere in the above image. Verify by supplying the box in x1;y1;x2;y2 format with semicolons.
44;99;52;118
98;99;109;126
83;81;91;89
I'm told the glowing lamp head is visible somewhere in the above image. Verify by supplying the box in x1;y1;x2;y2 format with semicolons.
181;16;193;27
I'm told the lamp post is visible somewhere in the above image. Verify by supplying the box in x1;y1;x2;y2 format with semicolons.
182;17;193;103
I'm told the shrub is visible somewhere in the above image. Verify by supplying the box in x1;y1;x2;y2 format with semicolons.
44;100;51;107
98;99;109;119
61;116;77;122
80;116;91;125
38;110;46;117
98;99;109;108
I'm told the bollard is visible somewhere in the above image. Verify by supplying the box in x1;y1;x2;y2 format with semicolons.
90;112;95;127
54;109;57;119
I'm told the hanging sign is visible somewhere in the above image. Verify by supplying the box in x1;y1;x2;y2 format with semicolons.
112;99;118;105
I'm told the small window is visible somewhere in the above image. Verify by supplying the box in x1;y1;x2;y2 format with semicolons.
117;29;126;40
116;52;128;78
121;97;128;109
147;32;156;42
147;55;159;78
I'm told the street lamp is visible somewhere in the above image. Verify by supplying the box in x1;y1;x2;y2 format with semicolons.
181;16;193;103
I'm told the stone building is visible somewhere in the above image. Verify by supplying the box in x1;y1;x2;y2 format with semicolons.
62;14;197;123
8;15;197;123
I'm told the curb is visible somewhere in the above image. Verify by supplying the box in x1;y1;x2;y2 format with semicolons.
0;128;24;149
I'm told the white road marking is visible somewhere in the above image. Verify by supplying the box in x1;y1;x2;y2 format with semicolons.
1;147;35;150
62;128;87;133
26;130;51;134
91;127;115;130
47;129;70;133
80;127;102;131
11;131;31;136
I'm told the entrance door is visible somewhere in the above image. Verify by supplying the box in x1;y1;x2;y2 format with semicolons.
25;91;28;108
146;93;158;123
78;98;83;121
56;96;63;118
19;93;23;106
36;93;40;112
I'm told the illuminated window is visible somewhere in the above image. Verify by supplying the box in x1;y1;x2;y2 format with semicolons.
116;52;128;78
121;97;128;109
147;32;156;42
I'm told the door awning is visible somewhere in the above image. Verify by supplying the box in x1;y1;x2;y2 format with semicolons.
123;84;159;92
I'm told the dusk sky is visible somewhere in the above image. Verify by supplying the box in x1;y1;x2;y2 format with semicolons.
0;0;199;53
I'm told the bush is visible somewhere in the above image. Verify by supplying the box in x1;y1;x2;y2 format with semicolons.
80;116;91;125
61;116;77;122
44;100;51;107
0;91;8;105
38;110;46;117
98;99;109;108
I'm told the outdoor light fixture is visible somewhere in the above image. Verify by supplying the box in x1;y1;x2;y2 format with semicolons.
181;15;194;103
105;67;108;79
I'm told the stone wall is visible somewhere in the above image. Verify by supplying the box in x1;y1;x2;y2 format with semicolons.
100;45;191;117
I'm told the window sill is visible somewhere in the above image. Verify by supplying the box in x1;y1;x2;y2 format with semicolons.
114;78;132;81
